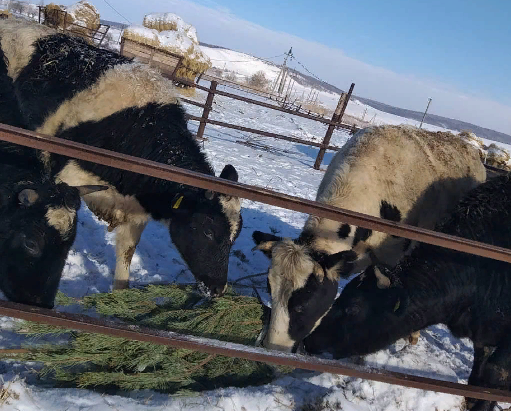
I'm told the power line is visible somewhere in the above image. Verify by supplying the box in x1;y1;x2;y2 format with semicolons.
207;53;285;64
101;0;132;25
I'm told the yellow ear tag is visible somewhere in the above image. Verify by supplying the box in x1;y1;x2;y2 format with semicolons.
173;195;184;209
393;299;401;312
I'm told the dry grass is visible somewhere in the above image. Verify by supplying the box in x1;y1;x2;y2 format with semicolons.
176;86;197;98
301;101;330;117
0;384;20;407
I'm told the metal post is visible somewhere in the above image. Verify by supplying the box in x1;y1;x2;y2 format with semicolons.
314;83;355;170
419;98;432;129
196;80;217;140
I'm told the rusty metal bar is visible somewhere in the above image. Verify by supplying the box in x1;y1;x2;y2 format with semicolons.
0;123;510;265
314;87;352;169
0;299;510;403
176;77;356;130
180;98;207;109
186;114;340;151
196;81;217;140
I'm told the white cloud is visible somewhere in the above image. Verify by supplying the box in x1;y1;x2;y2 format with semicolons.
67;0;511;134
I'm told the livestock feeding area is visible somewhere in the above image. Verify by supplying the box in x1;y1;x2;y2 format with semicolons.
2;17;511;411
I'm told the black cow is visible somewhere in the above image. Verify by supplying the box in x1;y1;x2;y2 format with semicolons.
0;19;242;296
0;161;106;308
304;173;511;411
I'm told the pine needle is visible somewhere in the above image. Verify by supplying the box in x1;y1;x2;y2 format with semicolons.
1;284;292;393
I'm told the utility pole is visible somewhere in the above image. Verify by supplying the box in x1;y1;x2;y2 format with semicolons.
419;97;432;129
277;47;293;94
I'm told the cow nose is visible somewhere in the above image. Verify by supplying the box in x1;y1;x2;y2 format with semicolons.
13;233;41;257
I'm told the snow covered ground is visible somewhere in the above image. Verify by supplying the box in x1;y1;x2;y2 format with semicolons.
2;13;511;411
2;79;511;411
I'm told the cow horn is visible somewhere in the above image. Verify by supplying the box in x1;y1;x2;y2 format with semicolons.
18;188;39;206
204;190;215;200
374;266;391;289
76;185;109;196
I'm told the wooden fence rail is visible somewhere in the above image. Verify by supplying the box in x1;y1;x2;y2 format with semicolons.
0;122;511;403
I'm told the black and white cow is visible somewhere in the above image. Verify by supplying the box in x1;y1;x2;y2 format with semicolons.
252;124;486;352
0;159;106;308
0;19;243;296
304;173;511;411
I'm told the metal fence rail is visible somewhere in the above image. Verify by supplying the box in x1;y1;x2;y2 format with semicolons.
1;122;511;403
0;122;510;263
1;299;510;403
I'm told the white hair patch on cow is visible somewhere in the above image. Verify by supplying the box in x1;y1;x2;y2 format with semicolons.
218;195;241;242
45;206;75;240
36;62;180;137
0;19;53;80
55;161;149;228
271;240;321;289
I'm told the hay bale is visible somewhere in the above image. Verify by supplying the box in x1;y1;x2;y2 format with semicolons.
1;285;290;392
143;12;198;44
122;25;160;48
158;32;211;81
65;0;100;30
44;3;74;28
0;9;11;19
458;130;486;162
122;18;212;82
486;143;511;171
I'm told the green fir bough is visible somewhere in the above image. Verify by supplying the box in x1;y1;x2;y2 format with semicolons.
2;285;291;392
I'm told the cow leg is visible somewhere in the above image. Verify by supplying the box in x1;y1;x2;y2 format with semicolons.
113;221;148;290
465;341;511;411
408;330;420;345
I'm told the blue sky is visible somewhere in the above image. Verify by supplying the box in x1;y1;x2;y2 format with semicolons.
61;0;511;134
198;0;511;107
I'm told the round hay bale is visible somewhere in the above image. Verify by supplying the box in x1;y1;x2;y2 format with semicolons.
65;0;100;30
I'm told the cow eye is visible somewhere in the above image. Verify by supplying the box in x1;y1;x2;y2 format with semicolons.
204;229;214;240
294;305;303;313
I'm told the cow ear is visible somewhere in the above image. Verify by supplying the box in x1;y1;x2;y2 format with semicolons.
251;230;282;258
220;164;238;182
217;165;239;202
323;250;358;279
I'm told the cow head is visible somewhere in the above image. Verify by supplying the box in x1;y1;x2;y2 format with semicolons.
0;180;107;308
168;164;242;297
303;265;409;358
252;230;358;352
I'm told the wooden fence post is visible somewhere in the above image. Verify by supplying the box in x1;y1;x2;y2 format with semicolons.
196;80;217;140
313;82;355;170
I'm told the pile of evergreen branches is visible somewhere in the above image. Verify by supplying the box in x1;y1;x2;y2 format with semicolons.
1;285;291;393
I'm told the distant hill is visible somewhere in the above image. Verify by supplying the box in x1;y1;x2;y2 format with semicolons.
102;20;511;143
352;96;511;144
100;19;128;30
